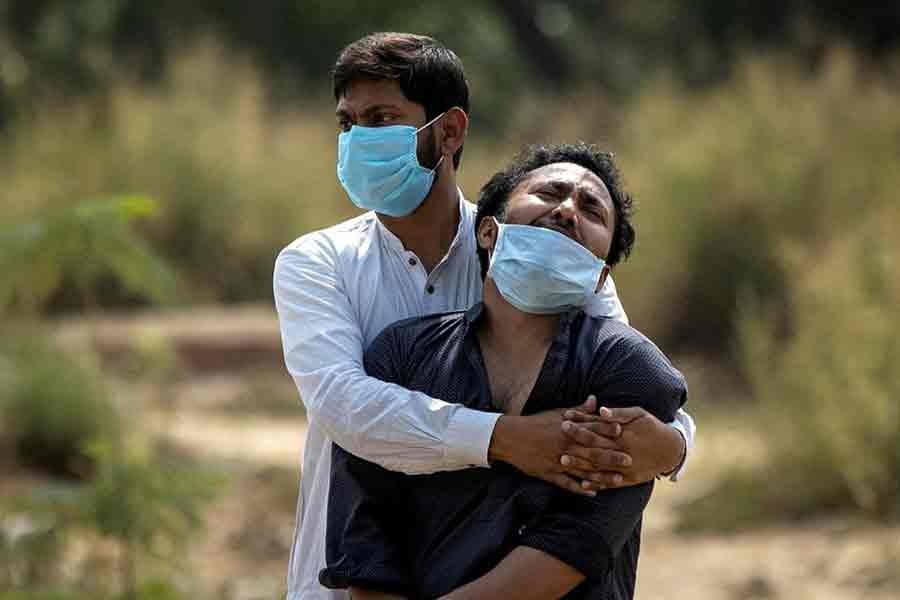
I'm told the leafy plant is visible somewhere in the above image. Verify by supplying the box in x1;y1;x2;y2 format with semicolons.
0;196;175;315
0;335;119;477
81;440;220;600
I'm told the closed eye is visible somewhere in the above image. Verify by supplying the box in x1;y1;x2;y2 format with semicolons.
583;199;609;225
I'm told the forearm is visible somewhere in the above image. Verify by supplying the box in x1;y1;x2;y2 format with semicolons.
440;547;583;600
295;366;499;473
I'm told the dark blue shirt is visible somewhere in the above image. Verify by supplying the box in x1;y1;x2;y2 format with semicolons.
321;303;687;599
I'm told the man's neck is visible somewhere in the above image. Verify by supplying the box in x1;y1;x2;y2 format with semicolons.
378;168;460;273
478;279;560;356
476;279;561;415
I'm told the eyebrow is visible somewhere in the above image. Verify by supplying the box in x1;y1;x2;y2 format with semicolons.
532;178;613;219
335;103;402;118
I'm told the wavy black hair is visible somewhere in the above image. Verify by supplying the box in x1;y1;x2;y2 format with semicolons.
475;142;635;278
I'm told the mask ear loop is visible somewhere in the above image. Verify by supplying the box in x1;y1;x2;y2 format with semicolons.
429;154;445;175
486;217;504;266
415;111;447;133
417;112;448;174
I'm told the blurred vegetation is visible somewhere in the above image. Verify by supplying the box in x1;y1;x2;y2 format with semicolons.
1;5;899;598
612;49;900;357
1;44;351;306
0;334;118;477
0;196;174;314
0;342;219;598
82;440;220;599
678;204;900;531
1;440;218;599
2;1;899;130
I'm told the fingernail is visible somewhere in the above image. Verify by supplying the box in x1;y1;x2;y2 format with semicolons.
564;410;574;418
562;421;572;432
614;475;623;484
581;480;591;489
561;455;571;466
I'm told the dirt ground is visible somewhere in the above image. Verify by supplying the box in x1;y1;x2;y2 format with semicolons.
47;306;900;599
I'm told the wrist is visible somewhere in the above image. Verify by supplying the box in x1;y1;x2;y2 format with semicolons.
487;415;518;465
660;426;687;477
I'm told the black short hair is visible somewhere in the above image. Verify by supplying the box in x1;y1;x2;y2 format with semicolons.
333;32;470;169
475;142;636;278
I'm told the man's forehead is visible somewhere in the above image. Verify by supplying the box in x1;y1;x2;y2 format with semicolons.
520;162;611;196
336;79;412;114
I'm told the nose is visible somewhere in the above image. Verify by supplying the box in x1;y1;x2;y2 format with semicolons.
553;197;578;224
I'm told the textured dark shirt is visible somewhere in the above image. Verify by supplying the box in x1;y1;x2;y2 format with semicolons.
320;303;687;599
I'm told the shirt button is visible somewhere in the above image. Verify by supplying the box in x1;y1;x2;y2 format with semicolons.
426;285;435;294
408;257;417;266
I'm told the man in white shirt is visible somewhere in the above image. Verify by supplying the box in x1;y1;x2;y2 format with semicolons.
273;32;696;600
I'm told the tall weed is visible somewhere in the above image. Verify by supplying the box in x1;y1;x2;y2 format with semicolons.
613;49;900;354
678;205;900;530
0;335;118;477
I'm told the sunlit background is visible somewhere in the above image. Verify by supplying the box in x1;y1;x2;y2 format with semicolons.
1;2;898;599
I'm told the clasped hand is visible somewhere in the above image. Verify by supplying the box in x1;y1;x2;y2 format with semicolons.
490;396;683;496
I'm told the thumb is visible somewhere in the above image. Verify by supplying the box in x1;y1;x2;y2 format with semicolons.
576;394;597;414
597;406;646;423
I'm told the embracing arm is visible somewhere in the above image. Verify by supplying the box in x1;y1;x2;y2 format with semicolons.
274;241;498;474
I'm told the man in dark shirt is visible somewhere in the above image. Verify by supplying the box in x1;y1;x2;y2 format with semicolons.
320;143;688;599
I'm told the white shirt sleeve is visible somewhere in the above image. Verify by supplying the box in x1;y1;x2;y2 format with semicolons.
273;240;500;475
592;275;697;481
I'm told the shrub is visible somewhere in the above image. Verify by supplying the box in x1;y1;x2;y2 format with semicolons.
612;49;900;356
81;440;220;600
0;335;119;477
677;205;900;530
0;197;175;315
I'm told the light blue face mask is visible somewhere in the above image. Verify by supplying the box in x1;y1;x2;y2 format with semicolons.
337;112;446;217
487;221;606;315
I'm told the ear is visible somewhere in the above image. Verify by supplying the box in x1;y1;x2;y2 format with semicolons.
477;216;499;254
595;265;611;293
438;107;468;159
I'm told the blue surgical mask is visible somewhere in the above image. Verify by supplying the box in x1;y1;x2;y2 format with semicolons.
337;113;446;217
488;220;606;314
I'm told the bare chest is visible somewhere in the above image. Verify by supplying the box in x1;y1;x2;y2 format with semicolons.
481;350;548;416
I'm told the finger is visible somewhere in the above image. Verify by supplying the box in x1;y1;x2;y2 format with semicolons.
547;473;596;497
574;394;597;415
559;453;596;473
596;405;647;423
561;421;618;447
566;445;632;470
562;409;602;423
580;472;626;491
579;421;622;439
